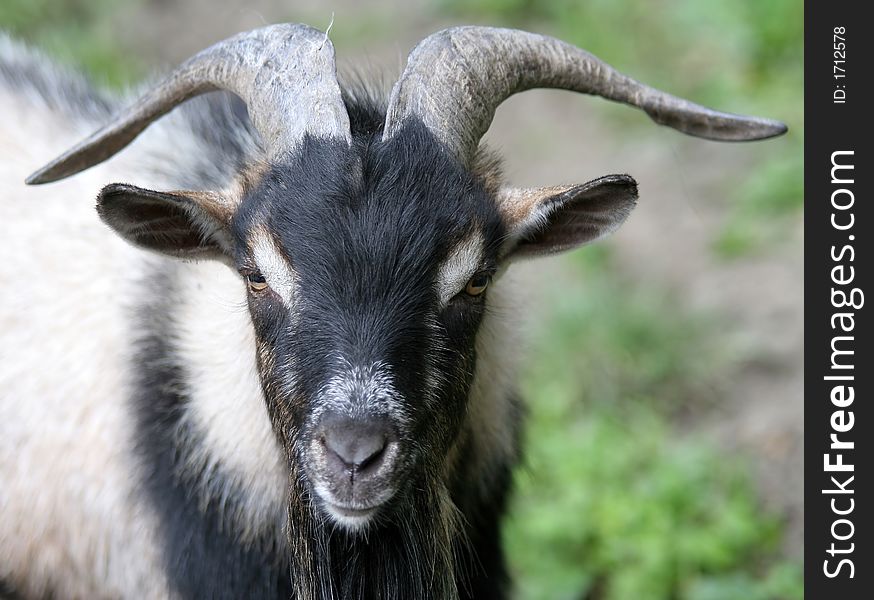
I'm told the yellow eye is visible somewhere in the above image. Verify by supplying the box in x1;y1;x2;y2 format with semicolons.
246;273;268;292
465;273;491;296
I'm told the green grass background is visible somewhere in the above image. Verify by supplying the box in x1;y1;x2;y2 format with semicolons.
1;1;803;598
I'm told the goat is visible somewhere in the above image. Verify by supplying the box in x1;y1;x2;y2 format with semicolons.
0;24;785;599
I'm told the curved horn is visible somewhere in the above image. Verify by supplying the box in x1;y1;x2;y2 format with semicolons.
383;27;787;164
27;23;350;185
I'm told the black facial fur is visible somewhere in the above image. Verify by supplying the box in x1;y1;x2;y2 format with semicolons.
229;102;509;596
131;83;520;599
232;115;505;455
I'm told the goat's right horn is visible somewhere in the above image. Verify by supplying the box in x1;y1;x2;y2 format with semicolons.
383;27;787;165
27;23;351;185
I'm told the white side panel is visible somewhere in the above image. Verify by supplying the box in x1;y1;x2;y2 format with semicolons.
0;86;170;596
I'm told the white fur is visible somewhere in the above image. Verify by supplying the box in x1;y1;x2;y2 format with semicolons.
437;229;485;306
317;496;378;531
311;471;399;532
251;227;298;306
0;42;285;595
316;360;409;426
0;77;171;597
173;260;287;543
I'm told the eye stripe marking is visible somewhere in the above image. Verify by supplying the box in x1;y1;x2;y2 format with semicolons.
437;229;485;306
250;227;296;306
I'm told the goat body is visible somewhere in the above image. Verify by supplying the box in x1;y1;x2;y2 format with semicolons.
0;35;523;599
0;25;785;599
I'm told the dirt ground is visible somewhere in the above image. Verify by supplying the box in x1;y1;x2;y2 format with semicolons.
114;0;804;555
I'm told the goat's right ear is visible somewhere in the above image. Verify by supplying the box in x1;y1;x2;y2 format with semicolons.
97;183;235;261
497;174;639;260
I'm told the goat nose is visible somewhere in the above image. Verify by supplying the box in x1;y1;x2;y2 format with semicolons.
319;413;394;473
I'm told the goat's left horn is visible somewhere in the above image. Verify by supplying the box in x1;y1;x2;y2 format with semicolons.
383;27;787;165
27;23;351;184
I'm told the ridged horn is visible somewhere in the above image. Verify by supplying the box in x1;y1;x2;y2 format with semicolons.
27;23;351;185
383;27;787;163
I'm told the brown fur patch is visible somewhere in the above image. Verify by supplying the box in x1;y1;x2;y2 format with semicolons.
497;185;578;228
470;146;505;198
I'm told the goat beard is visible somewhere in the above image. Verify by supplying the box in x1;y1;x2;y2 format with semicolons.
284;462;464;600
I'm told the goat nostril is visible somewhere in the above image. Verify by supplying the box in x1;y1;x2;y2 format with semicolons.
319;414;393;473
323;433;386;470
352;437;386;470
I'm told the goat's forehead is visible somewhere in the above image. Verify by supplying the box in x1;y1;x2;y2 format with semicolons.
233;151;503;283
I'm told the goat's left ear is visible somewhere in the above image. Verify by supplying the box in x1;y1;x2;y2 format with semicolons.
498;174;638;260
97;183;235;262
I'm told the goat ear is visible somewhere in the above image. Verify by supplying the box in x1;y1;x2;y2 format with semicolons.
499;174;638;260
97;183;235;261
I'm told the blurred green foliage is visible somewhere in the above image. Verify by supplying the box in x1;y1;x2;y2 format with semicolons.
506;249;802;599
508;408;802;600
0;0;141;87
520;247;726;415
1;2;802;598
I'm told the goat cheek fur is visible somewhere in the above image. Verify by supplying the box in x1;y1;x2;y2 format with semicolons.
0;23;785;599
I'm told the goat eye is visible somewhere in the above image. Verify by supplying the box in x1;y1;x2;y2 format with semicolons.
246;273;269;292
465;273;490;297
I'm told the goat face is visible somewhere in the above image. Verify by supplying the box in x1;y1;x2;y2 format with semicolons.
94;120;639;533
28;23;782;545
232;129;505;530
